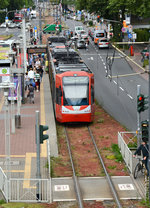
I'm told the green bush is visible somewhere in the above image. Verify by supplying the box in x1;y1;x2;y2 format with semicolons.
133;28;150;42
88;21;93;26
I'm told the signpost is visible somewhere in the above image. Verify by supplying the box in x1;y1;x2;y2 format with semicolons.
34;26;37;39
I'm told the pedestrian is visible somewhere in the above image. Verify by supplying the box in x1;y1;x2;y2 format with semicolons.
27;83;35;104
85;42;88;51
24;72;29;91
35;58;41;70
39;65;44;81
28;68;35;84
133;138;149;176
35;70;41;92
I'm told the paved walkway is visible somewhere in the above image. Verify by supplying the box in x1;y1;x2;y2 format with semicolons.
120;44;149;81
0;72;57;180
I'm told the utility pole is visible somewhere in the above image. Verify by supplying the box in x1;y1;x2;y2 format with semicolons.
39;7;42;45
22;18;26;104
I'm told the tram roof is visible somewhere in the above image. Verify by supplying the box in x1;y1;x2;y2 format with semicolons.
47;36;66;44
56;63;90;73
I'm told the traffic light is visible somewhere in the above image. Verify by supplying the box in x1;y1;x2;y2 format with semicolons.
141;120;149;141
137;94;148;113
97;15;100;23
39;125;49;144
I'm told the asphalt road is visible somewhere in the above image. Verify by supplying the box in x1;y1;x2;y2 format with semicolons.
65;18;149;131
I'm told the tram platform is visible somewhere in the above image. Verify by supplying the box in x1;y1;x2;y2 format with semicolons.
0;72;58;181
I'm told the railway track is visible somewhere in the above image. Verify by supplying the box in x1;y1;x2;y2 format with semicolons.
64;124;122;208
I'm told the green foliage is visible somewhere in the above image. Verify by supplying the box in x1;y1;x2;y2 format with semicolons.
88;20;93;26
111;143;123;162
128;142;137;148
108;165;116;169
133;28;150;42
140;198;150;207
106;154;115;160
0;200;6;205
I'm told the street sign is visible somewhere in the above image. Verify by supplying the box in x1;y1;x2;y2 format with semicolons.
34;26;37;39
5;16;8;23
121;27;127;33
128;33;132;39
132;33;137;40
128;24;133;33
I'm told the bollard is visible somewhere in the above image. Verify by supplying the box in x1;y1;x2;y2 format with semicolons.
130;45;134;56
15;115;21;128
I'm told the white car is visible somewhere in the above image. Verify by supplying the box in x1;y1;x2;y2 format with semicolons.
0;21;18;28
0;22;7;28
97;38;109;49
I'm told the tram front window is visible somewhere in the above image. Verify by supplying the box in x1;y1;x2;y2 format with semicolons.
63;76;89;106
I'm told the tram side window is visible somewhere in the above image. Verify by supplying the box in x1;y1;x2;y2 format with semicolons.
91;86;94;104
56;86;62;105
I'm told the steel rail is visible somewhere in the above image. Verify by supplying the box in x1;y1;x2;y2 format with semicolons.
64;127;84;208
88;126;122;208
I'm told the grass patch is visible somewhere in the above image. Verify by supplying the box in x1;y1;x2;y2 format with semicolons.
94;111;102;116
99;135;104;139
97;118;104;123
1;203;44;208
0;200;6;205
111;143;123;162
51;156;63;177
106;154;115;160
108;165;116;170
95;126;100;129
103;147;111;151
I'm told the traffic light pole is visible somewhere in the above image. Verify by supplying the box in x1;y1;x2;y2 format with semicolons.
137;85;141;147
35;111;41;201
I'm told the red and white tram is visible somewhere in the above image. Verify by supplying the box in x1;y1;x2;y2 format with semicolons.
48;38;95;123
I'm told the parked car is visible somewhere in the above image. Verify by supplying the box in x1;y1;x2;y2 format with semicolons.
97;38;109;49
0;21;17;28
8;21;18;28
76;39;86;49
0;22;7;28
76;30;89;44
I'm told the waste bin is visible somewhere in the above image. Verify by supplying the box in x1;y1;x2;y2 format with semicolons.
15;115;21;128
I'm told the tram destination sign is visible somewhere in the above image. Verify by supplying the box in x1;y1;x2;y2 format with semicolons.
27;46;47;54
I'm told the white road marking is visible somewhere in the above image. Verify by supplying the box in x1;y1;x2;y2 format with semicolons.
127;94;133;99
119;87;124;91
113;80;117;85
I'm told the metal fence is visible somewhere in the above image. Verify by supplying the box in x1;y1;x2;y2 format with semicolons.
9;178;50;202
0;167;51;202
0;167;8;202
118;131;138;174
